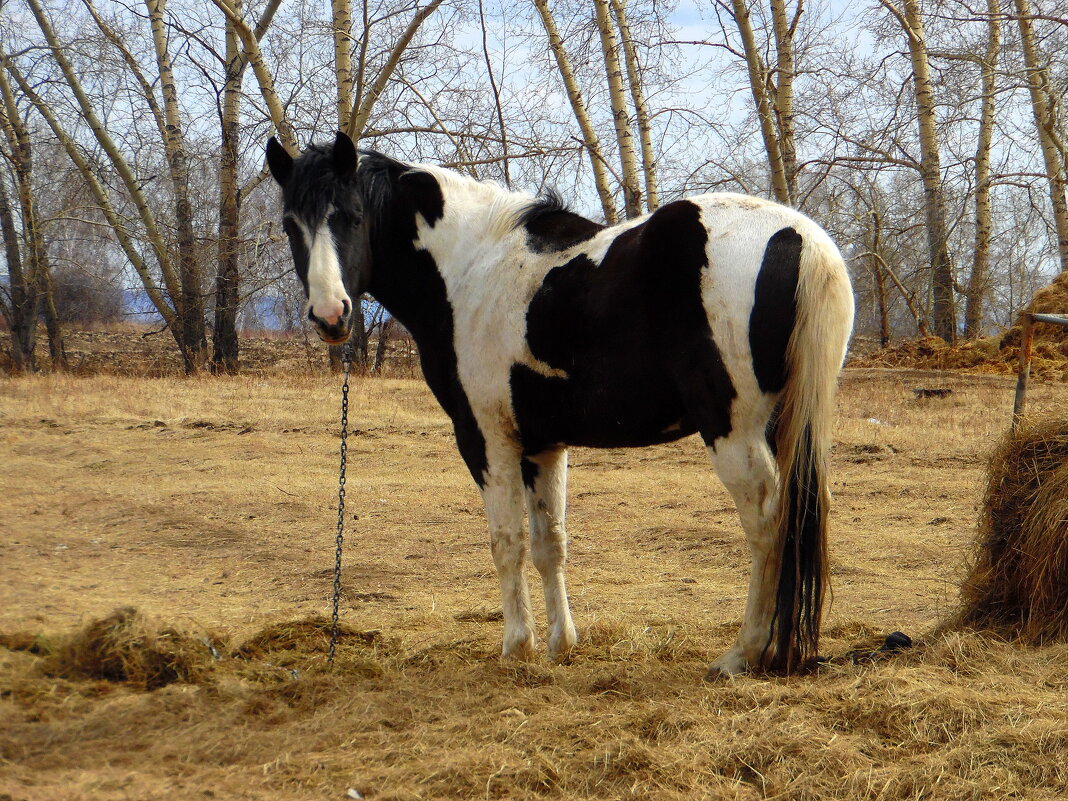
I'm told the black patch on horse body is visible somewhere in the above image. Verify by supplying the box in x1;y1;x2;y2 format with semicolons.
354;153;488;486
641;201;736;447
512;200;735;455
520;457;540;489
517;190;604;253
749;227;802;395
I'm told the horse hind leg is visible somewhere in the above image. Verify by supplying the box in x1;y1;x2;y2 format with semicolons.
524;448;578;660
704;429;781;677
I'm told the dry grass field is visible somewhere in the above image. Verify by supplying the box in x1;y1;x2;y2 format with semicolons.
2;366;1068;800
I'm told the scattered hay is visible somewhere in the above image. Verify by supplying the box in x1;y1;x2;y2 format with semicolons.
39;607;213;689
950;420;1068;642
233;615;379;659
0;631;45;653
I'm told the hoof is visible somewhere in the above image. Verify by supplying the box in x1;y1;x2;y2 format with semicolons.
704;648;751;680
547;625;578;662
502;632;538;662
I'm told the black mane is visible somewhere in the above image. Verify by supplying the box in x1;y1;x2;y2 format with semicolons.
281;142;344;225
516;189;605;253
355;149;410;229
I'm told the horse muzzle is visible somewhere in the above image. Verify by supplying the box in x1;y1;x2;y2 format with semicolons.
316;324;352;345
309;299;353;345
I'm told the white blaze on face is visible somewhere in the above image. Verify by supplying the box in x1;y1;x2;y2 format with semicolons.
303;209;351;326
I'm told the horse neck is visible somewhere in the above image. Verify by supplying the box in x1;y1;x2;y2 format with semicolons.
366;167;523;339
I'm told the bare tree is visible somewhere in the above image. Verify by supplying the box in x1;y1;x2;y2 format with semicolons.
147;0;207;370
610;0;658;210
15;0;212;372
0;48;65;371
593;0;642;217
880;0;957;341
721;0;798;206
1013;0;1068;275
964;0;1001;337
533;0;619;222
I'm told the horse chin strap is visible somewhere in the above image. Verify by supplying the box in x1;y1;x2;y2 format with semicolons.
329;341;353;665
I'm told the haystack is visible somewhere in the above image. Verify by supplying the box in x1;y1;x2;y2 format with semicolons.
952;421;1068;643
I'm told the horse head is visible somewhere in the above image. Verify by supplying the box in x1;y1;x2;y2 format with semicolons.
266;131;370;345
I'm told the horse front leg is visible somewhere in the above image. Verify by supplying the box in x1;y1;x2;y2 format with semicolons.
480;451;538;660
524;448;577;660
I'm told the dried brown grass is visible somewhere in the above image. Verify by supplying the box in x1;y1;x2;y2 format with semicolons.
951;420;1068;642
5;613;1068;800
3;368;1068;799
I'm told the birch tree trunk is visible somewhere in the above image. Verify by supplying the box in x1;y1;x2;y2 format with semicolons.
0;68;37;372
533;0;618;223
882;0;957;341
868;210;890;346
1014;0;1068;274
212;0;298;153
769;0;798;203
729;0;792;205
0;57;65;370
148;0;207;372
331;0;368;372
610;0;658;211
0;171;37;372
965;0;1000;338
210;0;281;372
593;0;642;217
213;8;242;374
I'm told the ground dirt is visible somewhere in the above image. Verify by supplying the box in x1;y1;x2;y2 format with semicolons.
2;363;1068;800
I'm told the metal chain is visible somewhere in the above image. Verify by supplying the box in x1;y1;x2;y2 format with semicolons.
329;342;353;665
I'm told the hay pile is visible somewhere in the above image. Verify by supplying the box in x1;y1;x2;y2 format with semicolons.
848;334;1068;379
1001;271;1068;349
39;607;213;689
953;421;1068;642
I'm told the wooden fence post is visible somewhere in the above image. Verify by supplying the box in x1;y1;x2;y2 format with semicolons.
1012;313;1068;430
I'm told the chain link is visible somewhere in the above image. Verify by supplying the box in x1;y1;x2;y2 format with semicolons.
329;342;352;665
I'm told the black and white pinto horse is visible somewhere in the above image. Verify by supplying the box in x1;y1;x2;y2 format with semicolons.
266;132;853;676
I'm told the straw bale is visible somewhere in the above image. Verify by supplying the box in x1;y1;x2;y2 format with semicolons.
952;420;1068;642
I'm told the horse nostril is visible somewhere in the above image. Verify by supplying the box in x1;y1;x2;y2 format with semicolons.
340;298;352;319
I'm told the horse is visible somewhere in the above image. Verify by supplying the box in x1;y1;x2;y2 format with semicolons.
266;131;854;676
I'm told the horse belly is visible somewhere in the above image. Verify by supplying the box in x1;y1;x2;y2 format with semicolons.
510;359;696;453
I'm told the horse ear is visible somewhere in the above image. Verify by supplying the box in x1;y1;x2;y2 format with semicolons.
333;130;358;181
266;137;293;187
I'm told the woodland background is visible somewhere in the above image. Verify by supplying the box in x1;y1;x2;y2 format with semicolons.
1;0;1067;374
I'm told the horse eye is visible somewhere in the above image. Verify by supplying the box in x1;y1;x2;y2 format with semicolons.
329;210;363;227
